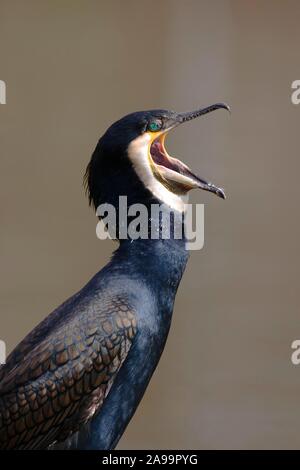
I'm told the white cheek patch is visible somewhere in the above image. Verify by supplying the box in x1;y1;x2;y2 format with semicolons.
127;133;187;213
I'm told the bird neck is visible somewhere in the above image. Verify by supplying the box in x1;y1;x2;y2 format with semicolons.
111;211;189;302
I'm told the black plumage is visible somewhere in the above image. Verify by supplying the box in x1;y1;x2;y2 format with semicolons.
0;104;228;449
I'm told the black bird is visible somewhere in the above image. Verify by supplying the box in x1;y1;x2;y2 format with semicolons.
0;103;229;450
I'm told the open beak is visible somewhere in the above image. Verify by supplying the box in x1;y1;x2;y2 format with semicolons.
149;103;229;199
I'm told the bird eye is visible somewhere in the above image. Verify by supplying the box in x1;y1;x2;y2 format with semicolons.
148;120;163;132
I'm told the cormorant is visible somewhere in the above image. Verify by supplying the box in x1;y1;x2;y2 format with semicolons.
0;103;229;450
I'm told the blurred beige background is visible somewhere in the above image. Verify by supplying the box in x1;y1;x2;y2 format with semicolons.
1;0;300;449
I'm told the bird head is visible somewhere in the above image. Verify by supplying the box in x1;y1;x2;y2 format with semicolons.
85;104;229;213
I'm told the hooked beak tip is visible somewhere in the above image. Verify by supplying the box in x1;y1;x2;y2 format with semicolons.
218;102;231;114
207;184;226;200
217;188;226;199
